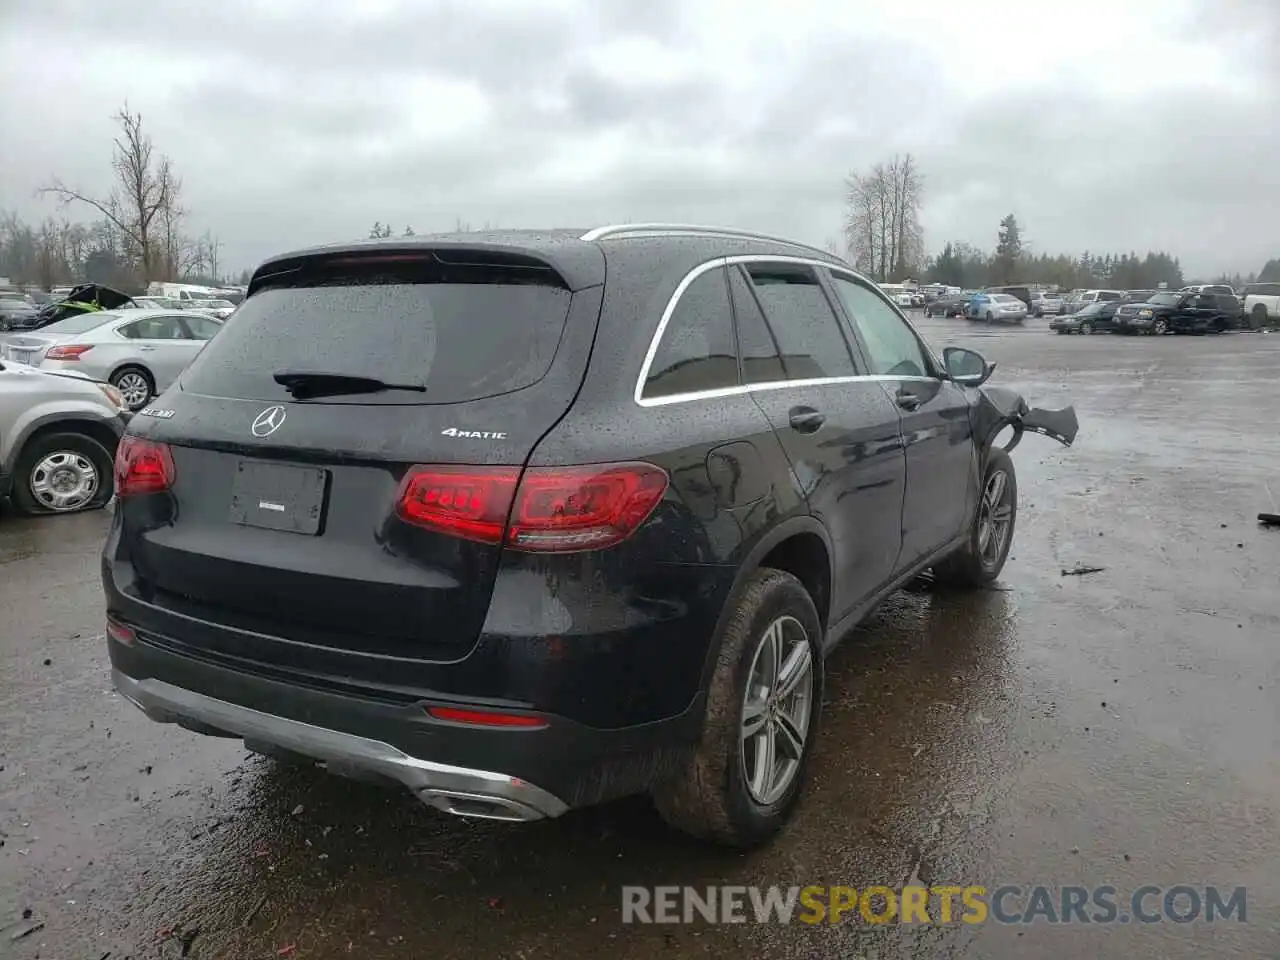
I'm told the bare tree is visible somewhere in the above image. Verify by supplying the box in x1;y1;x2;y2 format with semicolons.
843;154;924;281
40;104;178;281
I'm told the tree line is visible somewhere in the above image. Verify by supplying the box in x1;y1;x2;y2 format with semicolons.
842;154;1275;290
0;104;227;292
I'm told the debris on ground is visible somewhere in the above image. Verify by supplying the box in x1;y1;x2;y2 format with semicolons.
244;894;269;928
10;921;45;940
291;804;305;817
1061;564;1106;576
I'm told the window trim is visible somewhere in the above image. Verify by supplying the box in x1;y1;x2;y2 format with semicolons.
634;255;940;408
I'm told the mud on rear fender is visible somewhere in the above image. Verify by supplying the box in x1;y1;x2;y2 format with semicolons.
975;386;1079;455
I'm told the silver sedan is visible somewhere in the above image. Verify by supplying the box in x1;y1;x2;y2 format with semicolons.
1;308;224;410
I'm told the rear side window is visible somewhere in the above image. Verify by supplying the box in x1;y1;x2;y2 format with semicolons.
1098;292;1121;302
726;267;785;384
1246;283;1280;297
643;267;738;399
179;258;572;405
743;264;856;380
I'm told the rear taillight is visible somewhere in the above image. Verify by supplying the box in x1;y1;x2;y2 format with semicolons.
396;465;521;544
114;436;176;496
45;344;93;360
395;462;668;553
507;462;668;552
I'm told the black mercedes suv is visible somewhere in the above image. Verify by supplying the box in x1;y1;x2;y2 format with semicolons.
104;225;1076;847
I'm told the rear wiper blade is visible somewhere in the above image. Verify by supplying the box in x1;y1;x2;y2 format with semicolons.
272;370;427;398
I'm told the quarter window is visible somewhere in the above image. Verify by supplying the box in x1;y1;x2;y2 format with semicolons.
830;275;931;378
742;264;856;380
642;266;739;399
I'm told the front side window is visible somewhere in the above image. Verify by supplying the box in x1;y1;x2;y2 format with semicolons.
742;264;855;380
830;275;931;378
642;267;739;400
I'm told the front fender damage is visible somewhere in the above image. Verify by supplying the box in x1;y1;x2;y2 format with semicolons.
975;386;1079;454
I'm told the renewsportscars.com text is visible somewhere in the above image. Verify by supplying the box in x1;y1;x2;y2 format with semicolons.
621;884;1247;925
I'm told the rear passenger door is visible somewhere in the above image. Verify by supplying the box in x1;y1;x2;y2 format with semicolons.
827;272;977;569
729;261;906;625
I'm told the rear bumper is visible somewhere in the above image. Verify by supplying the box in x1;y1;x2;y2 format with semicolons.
113;667;567;821
106;608;704;814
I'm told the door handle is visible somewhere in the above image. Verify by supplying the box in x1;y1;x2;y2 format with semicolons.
139;345;156;351
895;388;922;411
788;406;825;433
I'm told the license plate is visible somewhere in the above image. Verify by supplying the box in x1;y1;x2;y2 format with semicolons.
228;461;328;535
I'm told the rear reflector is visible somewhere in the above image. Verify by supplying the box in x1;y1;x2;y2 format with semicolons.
426;705;548;728
45;344;93;361
395;462;668;552
114;436;176;496
106;617;136;646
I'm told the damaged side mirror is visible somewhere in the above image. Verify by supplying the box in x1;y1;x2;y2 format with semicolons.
944;346;995;387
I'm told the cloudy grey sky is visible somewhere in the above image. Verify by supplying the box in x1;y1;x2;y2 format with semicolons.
2;0;1276;278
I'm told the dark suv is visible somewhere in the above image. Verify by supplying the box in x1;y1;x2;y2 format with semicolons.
104;225;1076;847
1112;291;1244;335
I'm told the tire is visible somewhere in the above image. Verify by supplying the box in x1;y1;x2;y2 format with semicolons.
933;447;1017;588
651;568;823;848
1250;305;1267;330
1055;328;1066;335
10;431;115;516
985;312;993;323
110;366;155;411
1080;321;1093;335
1153;318;1168;335
924;307;933;318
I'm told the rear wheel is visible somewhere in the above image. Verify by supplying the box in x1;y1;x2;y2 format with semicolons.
11;432;115;516
985;311;994;323
110;366;154;411
1080;321;1093;335
933;448;1017;588
1250;305;1267;330
651;568;823;848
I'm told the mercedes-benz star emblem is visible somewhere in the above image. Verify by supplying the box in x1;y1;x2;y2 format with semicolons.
251;405;287;438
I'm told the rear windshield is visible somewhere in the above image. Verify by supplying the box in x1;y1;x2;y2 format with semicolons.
1148;293;1180;306
37;312;118;336
179;259;572;405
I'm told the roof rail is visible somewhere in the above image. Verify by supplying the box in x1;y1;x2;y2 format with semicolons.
580;223;839;260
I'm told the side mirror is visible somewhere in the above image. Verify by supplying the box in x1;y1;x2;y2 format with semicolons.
944;346;995;386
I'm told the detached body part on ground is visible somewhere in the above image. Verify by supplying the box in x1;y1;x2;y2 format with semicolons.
104;225;1077;848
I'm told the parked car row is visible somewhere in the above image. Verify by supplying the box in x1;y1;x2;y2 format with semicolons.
0;283;236;332
1050;290;1253;335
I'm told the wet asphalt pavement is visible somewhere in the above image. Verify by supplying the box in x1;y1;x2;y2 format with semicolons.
2;317;1278;959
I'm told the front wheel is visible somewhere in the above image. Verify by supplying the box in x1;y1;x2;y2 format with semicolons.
933;448;1017;588
651;568;823;848
110;366;155;411
1153;318;1168;335
1251;305;1268;330
10;431;115;516
1080;321;1093;335
985;311;994;323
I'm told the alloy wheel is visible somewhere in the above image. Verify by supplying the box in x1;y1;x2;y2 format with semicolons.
977;470;1013;569
740;615;815;806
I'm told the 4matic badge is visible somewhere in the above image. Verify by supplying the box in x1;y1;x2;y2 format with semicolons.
441;427;508;440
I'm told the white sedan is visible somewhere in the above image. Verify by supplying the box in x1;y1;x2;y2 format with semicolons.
1;308;224;410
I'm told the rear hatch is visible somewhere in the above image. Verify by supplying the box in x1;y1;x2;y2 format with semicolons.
114;246;603;668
